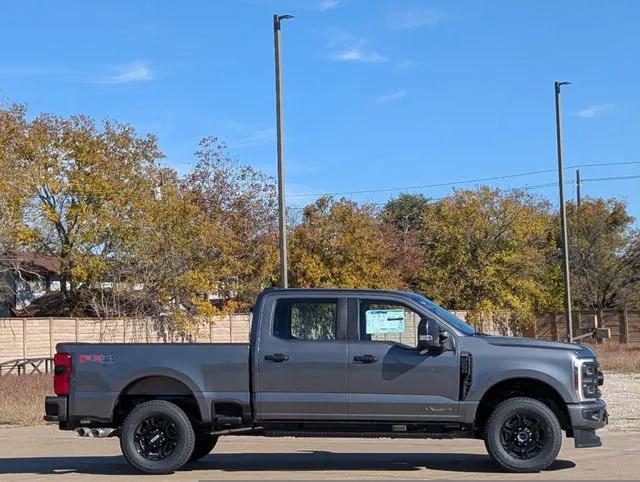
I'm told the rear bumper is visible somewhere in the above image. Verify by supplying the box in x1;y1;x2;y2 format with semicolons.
567;399;607;448
44;396;67;423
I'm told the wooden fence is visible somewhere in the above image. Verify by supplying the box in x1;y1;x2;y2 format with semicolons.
524;310;640;344
0;315;251;363
2;310;638;363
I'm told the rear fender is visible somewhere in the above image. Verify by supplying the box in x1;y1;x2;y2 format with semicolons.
112;367;211;423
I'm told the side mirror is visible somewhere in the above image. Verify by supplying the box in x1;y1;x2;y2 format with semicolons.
417;318;442;351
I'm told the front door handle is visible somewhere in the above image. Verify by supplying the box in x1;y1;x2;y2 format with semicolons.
353;354;378;363
264;353;289;362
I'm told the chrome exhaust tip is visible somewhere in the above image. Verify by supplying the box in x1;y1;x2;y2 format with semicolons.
90;428;115;438
75;427;90;437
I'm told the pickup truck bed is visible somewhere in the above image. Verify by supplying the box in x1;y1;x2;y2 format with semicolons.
56;343;250;425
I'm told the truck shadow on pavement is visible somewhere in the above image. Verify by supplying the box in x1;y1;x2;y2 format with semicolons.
0;452;576;476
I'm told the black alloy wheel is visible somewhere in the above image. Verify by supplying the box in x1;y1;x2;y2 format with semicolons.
134;415;179;461
499;413;547;460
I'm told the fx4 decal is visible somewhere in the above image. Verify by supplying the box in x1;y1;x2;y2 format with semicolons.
79;354;114;365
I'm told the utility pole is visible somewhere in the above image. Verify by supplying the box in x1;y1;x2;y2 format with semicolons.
554;81;573;342
273;14;293;289
576;168;582;212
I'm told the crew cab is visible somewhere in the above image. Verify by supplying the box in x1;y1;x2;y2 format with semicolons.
45;288;607;474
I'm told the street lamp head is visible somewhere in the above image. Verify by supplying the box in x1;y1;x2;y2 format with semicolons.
274;14;294;30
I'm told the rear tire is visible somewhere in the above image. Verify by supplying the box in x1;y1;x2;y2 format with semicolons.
484;397;562;473
189;434;218;462
120;400;195;474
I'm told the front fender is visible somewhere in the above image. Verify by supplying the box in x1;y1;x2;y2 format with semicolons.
467;368;575;403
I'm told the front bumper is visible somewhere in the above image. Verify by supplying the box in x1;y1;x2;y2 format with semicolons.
44;396;67;423
567;399;607;448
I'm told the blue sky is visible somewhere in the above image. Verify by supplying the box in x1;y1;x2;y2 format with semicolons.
1;0;639;218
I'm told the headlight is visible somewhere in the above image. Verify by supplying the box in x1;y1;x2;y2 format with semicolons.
574;358;603;401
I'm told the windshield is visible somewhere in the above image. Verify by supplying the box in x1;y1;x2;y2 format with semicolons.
409;293;476;336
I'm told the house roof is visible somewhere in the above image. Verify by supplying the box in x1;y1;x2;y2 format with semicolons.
2;252;60;276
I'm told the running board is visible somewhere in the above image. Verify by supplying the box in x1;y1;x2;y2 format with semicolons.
264;430;474;439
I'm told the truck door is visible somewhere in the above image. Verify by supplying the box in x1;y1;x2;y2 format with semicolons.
346;297;460;421
255;296;348;420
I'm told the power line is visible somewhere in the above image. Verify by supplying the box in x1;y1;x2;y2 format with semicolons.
581;174;640;183
287;161;640;199
288;173;640;210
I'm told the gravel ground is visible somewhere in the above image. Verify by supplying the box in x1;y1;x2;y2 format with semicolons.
602;372;640;432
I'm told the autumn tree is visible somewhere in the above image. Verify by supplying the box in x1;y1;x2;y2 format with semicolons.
288;196;409;289
567;198;640;309
381;193;431;290
182;137;279;310
87;168;212;326
405;187;559;333
0;103;165;313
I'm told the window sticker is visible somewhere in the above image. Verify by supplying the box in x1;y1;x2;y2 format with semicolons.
365;309;405;334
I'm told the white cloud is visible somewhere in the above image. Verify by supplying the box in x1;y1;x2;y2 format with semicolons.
230;127;276;148
376;89;408;104
221;120;246;131
98;61;153;85
329;47;387;63
319;0;341;11
572;104;616;119
390;8;445;29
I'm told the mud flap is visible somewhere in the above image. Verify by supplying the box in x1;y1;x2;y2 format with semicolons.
573;428;602;448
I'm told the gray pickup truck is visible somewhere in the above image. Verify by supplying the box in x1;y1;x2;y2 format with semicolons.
45;288;607;474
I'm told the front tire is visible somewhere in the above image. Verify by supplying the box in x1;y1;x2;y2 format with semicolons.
189;434;218;462
484;397;562;473
120;400;195;474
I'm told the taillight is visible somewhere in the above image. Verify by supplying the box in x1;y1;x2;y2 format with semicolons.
53;352;72;396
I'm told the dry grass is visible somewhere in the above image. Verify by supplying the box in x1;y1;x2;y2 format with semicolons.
0;373;53;426
593;343;640;373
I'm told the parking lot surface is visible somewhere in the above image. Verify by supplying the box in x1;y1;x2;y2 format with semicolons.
0;425;637;480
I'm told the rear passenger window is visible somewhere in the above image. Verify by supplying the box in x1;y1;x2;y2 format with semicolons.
273;299;338;341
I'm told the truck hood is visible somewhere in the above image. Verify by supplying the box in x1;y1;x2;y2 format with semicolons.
476;334;596;357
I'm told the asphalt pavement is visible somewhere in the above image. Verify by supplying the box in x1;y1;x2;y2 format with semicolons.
0;425;636;480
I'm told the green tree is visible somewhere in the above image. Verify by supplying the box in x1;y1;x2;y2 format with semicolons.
381;193;432;235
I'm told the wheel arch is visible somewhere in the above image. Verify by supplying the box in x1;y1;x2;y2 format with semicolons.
111;369;211;425
473;377;571;433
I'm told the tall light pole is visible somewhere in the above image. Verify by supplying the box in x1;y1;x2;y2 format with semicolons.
273;14;293;288
554;81;573;342
576;168;582;212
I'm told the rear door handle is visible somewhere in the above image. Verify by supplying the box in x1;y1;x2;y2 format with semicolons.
353;354;378;363
264;353;289;362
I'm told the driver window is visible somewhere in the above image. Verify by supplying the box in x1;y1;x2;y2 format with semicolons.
358;300;422;348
